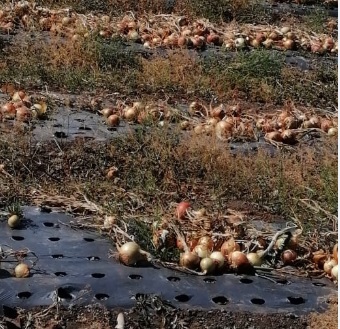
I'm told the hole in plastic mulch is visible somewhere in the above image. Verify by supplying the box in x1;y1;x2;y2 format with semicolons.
55;272;67;277
212;296;229;305
51;254;64;259
95;293;109;301
287;296;305;305
175;294;191;302
167;276;180;282
239;278;253;284
11;236;24;241
17;292;32;299
129;274;143;280
48;237;60;241
91;273;105;278
251;298;265;305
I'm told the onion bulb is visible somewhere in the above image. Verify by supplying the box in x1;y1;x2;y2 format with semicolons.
331;264;338;280
281;249;297;265
176;201;191;220
200;257;216;274
118;241;148;266
247;252;263;266
210;251;225;268
101;108;114;118
8;215;21;228
179;251;200;269
193;244;211;258
15;263;30;278
220;237;240;257
333;243;338;262
324;259;337;275
229;251;250;269
197;236;213;250
106;114;120;127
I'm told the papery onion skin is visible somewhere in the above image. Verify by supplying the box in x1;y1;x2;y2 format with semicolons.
15;263;30;278
210;251;225;268
200;257;216;274
8;215;21;228
333;243;338;262
193;244;211;258
247;252;263;266
281;249;297;265
331;264;338;280
198;236;213;250
179;251;200;270
220;237;240;257
229;251;250;268
324;259;337;275
118;241;145;266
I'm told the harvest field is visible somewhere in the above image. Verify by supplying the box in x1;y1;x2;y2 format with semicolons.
0;0;338;328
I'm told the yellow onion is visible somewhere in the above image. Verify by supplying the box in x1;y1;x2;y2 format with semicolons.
331;264;338;280
16;106;31;122
193;244;211;258
312;250;327;269
8;215;21;228
221;237;240;257
101;108;114;118
281;249;297;265
333;243;338;262
321;119;333;133
281;129;297;144
324;259;337;275
106;114;120;127
179;251;200;269
197;236;213;250
215;120;232;140
200;257;216;274
15;263;30;278
210;251;225;268
229;251;250;269
328;127;337;136
1;102;16;119
247;252;263;266
265;131;283;142
12;90;26;102
118;241;148;266
123;106;138;122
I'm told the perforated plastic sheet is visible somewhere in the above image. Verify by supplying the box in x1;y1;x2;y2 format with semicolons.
0;207;336;315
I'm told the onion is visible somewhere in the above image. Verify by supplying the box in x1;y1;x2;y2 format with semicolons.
281;129;296;144
193;244;211;258
103;216;115;229
312;250;327;269
197;236;213;250
101;108;114;118
8;215;21;228
320;119;333;133
124;106;138;122
235;37;246;49
229;251;250;269
106;114;120;127
333;243;338;262
15;263;30;278
12;91;26;102
210;251;225;268
106;166;118;179
281;249;297;265
265;131;283;142
215;120;232;140
331;264;338;280
328;127;337;136
118;242;147;266
200;257;216;274
179;251;200;269
221;237;240;257
16;106;31;122
324;259;337;275
247;252;263;266
176;201;191;220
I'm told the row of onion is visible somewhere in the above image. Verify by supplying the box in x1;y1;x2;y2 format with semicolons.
0;3;337;55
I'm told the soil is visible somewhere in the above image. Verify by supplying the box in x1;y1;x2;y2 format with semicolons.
1;298;337;329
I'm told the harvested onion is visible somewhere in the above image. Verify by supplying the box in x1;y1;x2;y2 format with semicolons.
281;249;297;265
180;251;200;270
333;243;338;262
247;252;263;266
200;257;216;274
221;237;240;257
118;241;148;266
15;263;30;278
193;244;211;258
331;264;338;280
229;251;250;269
197;236;213;250
8;215;21;228
210;251;225;269
324;259;337;275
